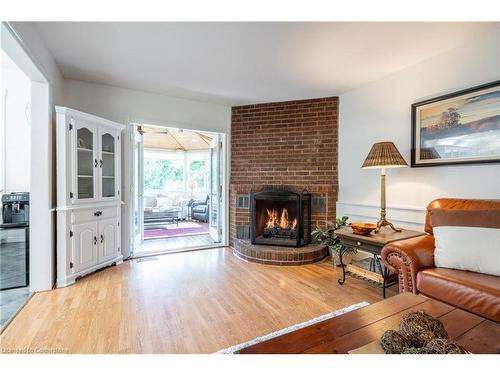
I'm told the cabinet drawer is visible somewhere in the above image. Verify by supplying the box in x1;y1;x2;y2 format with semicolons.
341;237;381;254
72;206;119;224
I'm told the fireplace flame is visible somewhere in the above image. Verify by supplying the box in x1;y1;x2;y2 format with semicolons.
280;208;289;228
265;208;297;230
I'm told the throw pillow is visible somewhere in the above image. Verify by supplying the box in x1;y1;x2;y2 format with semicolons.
156;197;173;208
430;208;500;277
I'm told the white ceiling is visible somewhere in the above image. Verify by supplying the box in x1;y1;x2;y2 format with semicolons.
33;22;499;106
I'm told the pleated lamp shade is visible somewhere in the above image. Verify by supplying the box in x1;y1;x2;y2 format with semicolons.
362;142;408;169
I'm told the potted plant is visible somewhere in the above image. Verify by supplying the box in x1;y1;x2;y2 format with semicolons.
312;216;357;266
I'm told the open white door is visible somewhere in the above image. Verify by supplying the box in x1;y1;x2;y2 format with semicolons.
132;127;144;251
209;134;222;242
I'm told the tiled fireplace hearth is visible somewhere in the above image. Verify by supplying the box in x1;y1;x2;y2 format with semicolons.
230;97;339;264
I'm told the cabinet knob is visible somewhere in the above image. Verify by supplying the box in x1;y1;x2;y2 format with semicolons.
94;211;102;216
94;159;98;168
93;236;97;245
100;234;104;243
99;159;103;168
357;241;361;246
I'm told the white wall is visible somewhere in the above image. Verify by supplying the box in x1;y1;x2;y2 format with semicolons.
1;53;31;193
62;79;231;133
338;28;500;230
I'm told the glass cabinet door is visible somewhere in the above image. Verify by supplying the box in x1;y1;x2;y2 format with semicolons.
101;132;116;198
76;127;95;200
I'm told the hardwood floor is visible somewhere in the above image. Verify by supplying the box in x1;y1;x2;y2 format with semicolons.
135;234;216;256
0;247;395;353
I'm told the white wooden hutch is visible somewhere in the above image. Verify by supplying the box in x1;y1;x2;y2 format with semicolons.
55;107;124;287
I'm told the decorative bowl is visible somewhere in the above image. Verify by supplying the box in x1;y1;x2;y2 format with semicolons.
350;222;377;235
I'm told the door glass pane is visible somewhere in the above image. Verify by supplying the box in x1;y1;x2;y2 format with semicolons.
210;148;218;231
101;133;115;198
77;127;94;199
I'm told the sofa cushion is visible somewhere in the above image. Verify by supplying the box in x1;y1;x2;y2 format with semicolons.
192;205;207;213
144;196;157;208
417;268;500;323
430;208;500;277
156;197;173;208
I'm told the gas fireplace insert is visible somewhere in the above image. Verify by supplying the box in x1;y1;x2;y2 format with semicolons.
250;190;311;247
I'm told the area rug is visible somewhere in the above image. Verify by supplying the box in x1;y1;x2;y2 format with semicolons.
144;221;209;239
215;301;369;354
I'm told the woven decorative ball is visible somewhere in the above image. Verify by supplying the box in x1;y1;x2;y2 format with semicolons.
399;310;448;347
380;330;411;354
425;338;468;354
402;347;431;354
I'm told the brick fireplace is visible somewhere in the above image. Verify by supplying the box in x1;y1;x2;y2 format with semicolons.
230;97;339;246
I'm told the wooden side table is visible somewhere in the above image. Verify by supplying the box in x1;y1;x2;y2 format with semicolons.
334;226;426;298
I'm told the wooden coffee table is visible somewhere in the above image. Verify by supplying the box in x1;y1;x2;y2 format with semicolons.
237;293;500;354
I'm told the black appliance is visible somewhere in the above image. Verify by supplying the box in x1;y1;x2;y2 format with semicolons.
2;192;30;227
1;192;30;290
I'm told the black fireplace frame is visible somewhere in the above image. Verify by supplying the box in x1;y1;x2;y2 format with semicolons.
250;190;312;248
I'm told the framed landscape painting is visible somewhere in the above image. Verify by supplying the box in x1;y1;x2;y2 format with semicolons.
411;80;500;167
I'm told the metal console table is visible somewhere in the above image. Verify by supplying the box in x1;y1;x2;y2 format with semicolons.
334;226;425;298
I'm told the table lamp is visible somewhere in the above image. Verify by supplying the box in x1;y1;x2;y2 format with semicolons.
362;141;408;232
188;180;196;200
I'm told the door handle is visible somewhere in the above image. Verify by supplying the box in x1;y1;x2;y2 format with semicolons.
100;234;104;243
93;236;97;245
94;159;98;168
99;159;103;168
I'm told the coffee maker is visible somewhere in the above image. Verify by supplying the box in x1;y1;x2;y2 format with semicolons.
1;192;30;227
0;192;30;290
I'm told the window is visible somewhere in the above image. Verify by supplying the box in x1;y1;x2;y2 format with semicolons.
143;149;209;196
144;153;183;191
188;160;206;190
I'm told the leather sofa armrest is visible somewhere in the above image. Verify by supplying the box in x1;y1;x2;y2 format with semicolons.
381;235;435;294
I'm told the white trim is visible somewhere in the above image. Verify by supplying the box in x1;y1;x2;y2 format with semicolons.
336;201;426;230
338;200;426;212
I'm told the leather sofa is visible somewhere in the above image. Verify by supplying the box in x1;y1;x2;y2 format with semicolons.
191;195;209;222
381;198;500;323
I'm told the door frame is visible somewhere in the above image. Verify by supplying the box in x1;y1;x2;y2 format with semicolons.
2;22;52;291
208;134;222;243
124;120;229;256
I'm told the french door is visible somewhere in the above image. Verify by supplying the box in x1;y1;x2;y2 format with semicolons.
209;134;222;242
132;127;144;251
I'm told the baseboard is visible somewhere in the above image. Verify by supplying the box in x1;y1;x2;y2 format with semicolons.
56;255;123;288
